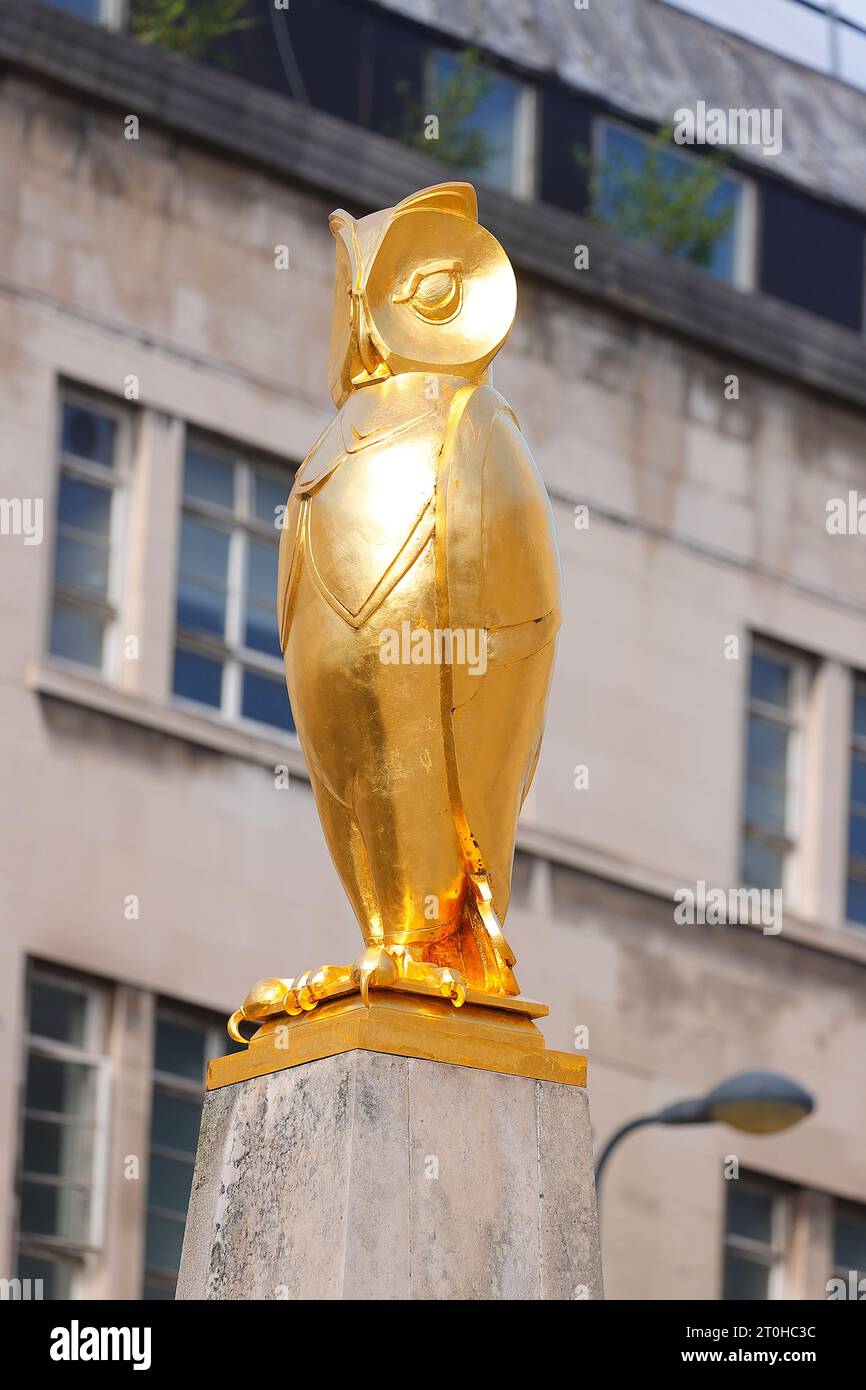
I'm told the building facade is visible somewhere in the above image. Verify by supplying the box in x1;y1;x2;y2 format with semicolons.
0;0;865;1300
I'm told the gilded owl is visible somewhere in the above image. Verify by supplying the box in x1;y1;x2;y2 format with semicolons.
229;181;561;1040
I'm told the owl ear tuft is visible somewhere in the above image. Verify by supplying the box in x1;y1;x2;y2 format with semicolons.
329;209;353;236
395;182;478;222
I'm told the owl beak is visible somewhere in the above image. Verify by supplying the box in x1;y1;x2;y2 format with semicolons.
328;214;392;403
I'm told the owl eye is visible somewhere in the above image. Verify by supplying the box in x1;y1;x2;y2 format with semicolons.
392;262;463;323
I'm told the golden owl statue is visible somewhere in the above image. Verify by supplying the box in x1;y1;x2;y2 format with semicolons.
228;182;561;1042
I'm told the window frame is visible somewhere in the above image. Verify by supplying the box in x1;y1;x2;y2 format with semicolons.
592;116;758;291
424;48;537;199
722;1174;792;1301
44;0;126;25
172;431;295;739
15;964;112;1297
740;637;811;900
831;1197;866;1288
48;385;131;682
143;1004;232;1299
846;674;866;927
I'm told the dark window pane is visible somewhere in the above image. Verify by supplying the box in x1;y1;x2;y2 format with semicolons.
60;401;114;467
172;647;222;709
742;836;782;892
176;579;226;638
759;177;865;331
183;448;234;510
727;1185;773;1244
22;1118;92;1181
849;811;866;863
746;717;787;780
26;1055;94;1120
147;1153;194;1216
16;1250;74;1300
846;877;866;926
58;475;111;536
597;125;740;282
242;668;294;732
834;1205;866;1273
745;777;786;835
144;1213;186;1275
750;653;791;708
850;753;866;810
432;51;519;190
245;600;280;658
29;980;88;1047
44;0;101;16
179;517;229;584
254;470;289;528
723;1251;770;1300
149;1091;202;1155
19;1180;90;1241
49;603;104;668
154;1018;206;1082
55;534;109;598
854;688;866;740
247;538;278;601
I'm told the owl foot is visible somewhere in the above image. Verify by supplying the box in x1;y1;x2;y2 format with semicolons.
389;946;467;1007
227;946;469;1043
350;945;466;1008
227;966;354;1042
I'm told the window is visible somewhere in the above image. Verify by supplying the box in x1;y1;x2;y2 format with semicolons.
428;50;535;197
15;967;110;1300
172;437;295;735
48;390;127;675
846;678;866;926
831;1199;866;1290
741;642;808;894
41;0;125;26
143;1006;241;1300
594;120;755;288
723;1177;791;1299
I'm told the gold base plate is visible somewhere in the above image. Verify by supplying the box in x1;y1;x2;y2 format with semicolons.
208;986;586;1091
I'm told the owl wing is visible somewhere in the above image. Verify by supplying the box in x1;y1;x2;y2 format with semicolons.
276;487;305;652
437;384;562;922
440;385;561;710
277;415;345;652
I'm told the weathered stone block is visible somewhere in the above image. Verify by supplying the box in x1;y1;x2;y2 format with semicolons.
176;1051;603;1301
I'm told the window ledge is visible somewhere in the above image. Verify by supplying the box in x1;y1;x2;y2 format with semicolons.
28;661;866;969
519;824;866;969
27;661;308;776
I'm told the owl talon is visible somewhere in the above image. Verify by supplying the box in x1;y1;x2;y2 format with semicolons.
389;948;467;1007
351;947;399;1006
423;967;467;1007
440;973;467;1006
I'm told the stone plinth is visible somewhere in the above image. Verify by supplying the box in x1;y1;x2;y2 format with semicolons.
177;1020;603;1300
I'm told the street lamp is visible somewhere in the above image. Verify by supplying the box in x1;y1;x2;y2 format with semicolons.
595;1070;815;1190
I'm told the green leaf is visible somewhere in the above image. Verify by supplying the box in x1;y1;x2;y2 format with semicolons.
129;0;257;60
394;48;502;174
577;122;736;270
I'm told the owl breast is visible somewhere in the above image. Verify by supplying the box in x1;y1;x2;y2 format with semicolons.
298;375;461;624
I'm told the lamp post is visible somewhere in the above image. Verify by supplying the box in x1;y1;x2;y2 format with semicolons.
595;1070;815;1191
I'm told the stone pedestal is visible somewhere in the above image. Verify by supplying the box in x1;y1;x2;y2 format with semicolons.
177;993;603;1301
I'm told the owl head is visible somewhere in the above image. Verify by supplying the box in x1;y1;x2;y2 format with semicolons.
326;182;517;407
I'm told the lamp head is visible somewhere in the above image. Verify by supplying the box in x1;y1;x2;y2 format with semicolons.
657;1071;814;1135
